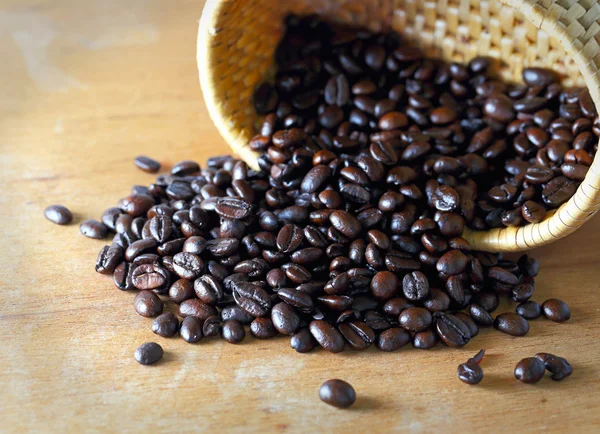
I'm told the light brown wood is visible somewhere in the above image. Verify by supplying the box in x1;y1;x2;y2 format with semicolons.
1;1;600;432
199;0;600;252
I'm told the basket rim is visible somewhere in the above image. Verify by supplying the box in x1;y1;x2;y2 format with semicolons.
197;0;600;252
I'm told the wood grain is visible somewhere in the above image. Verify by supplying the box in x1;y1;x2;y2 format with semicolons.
0;1;599;432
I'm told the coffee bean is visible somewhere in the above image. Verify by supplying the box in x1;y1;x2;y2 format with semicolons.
180;316;203;343
457;361;483;385
132;264;168;290
469;304;494;326
309;320;345;353
399;307;432;333
377;327;411;351
402;271;429;301
152;312;179;337
493;313;529;336
95;245;123;275
118;194;154;217
178;299;218;321
412;330;438;349
514;357;546;383
44;205;73;225
222;320;245;343
516;300;542;319
535;353;573;381
435;313;471;347
169;279;195;304
171;160;200;176
329;210;361;238
436;250;469;275
271;302;300;335
319;379;356;408
370;271;398;301
172;252;204;280
134;342;163;365
290;328;317;353
542;298;571;322
134;156;161;173
523;67;557;87
232;281;272;317
134;290;163;317
80;219;108;239
250;317;278;339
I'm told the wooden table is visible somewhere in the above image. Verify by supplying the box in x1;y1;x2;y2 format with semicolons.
1;1;599;432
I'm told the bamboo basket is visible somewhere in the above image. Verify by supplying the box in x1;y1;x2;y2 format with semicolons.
197;0;600;252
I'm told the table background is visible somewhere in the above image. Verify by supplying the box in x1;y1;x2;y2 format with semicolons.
1;0;599;432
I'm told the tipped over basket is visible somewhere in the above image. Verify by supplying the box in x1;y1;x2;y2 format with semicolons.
197;0;600;252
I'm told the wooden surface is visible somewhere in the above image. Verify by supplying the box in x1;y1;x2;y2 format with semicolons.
1;1;600;432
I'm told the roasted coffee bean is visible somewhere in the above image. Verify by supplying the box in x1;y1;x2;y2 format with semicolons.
309;320;345;353
194;274;224;305
535;353;573;381
423;288;450;312
277;224;304;253
134;290;163;317
132;264;168;290
377;327;411;351
370;271;398;301
435;313;471;347
455;312;479;338
399;307;432;333
250;317;278;339
80;219;108;239
169;279;195;304
202;315;221;337
521;201;546;223
180;316;203;343
44;204;73;225
402;271;429;301
514;357;546;383
493;312;529;336
436;250;469;275
134;156;160;173
118;194;154;217
542;298;571;322
319;379;356;408
178;299;218;321
172;252;204;280
271;302;301;335
171;160;200;176
125;239;158;262
329;210;361;238
222;320;245;343
113;262;135;290
232;281;272;317
523;67;557;87
516;300;542;319
152;312;179;337
134;342;163;365
469;304;494;326
412;330;438;349
290;328;317;353
95;245;123;275
457;361;483;385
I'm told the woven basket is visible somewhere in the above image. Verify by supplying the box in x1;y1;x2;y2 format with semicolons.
197;0;600;252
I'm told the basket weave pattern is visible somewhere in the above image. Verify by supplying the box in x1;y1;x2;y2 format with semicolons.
198;0;600;252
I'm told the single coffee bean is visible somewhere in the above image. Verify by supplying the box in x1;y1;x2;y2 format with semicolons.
250;317;278;339
398;307;432;333
180;316;203;343
541;298;571;322
535;353;573;381
95;245;123;275
44;205;73;225
377;327;411;351
222;320;245;343
469;304;494;326
169;279;195;304
435;313;471;347
172;252;204;280
402;271;430;301
80;219;108;239
171;160;200;176
202;315;221;337
516;300;542;319
132;264;168;290
370;271;398;301
319;379;356;408
493;312;529;336
290;328;317;353
309;320;345;353
152;312;179;337
134;290;163;317
134;342;163;365
457;361;483;385
271;302;301;335
412;330;438;349
514;357;546;383
134;156;161;173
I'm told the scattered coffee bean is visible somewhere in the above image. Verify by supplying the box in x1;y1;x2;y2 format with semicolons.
134;342;163;365
535;353;573;380
516;300;542;319
493;313;529;336
134;290;163;317
44;204;73;225
542;299;571;322
180;316;203;343
134;156;161;173
152;312;179;337
319;379;356;408
514;357;546;383
80;219;108;239
457;361;483;385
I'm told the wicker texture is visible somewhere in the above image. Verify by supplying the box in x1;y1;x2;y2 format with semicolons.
198;0;600;252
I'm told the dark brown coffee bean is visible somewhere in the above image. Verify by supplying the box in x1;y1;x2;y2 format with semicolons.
179;299;218;321
493;312;529;336
95;245;123;275
516;300;542;319
457;361;483;385
194;274;224;305
542;176;577;207
324;75;350;106
125;239;157;262
44;204;73;225
402;271;429;301
435;313;471;347
134;290;163;317
522;67;557;87
370;140;398;165
413;330;438;349
271;302;301;335
290;328;317;353
118;194;154;217
370;271;398;301
469;304;494;326
542;298;571;322
134;342;163;365
80;219;108;239
277;224;304;253
521;201;546;223
171;160;200;176
152;312;179;337
436;250;469;275
319;379;356;408
514;357;546;383
535;353;573;381
172;252;203;280
250;317;278;339
232;281;272;317
398;307;432;333
180;316;203;343
377;327;411;352
329;210;361;238
132;264;168;290
309;320;345;353
222;320;245;343
134;156;160;173
455;312;479;338
113;262;135;290
169;279;195;304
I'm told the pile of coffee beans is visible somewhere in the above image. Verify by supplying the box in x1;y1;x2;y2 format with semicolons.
78;16;581;356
